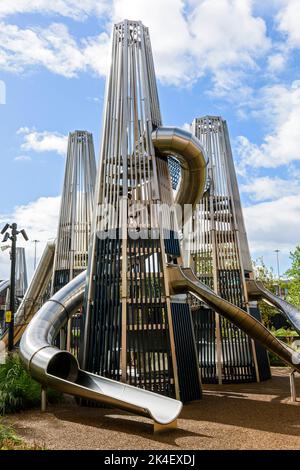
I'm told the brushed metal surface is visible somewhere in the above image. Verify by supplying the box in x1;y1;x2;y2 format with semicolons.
152;126;207;210
168;265;300;372
247;279;300;336
19;270;182;425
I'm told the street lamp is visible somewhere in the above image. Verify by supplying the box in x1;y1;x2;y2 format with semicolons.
1;223;29;351
274;249;281;297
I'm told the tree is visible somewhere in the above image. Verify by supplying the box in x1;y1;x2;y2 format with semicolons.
285;246;300;308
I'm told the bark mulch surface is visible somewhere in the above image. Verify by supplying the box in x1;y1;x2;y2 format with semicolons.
8;367;300;450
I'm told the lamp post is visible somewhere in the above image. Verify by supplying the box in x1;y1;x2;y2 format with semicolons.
1;223;28;351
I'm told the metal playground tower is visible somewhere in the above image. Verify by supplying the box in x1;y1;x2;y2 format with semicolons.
51;130;96;294
190;116;270;383
19;19;300;428
80;20;207;402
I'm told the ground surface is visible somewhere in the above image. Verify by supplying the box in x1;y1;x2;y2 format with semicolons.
7;367;300;450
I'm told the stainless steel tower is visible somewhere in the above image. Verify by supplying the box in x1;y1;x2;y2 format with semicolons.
189;116;270;383
51;130;96;353
80;20;206;402
51;131;96;293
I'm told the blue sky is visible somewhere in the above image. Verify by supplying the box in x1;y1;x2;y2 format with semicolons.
0;0;300;280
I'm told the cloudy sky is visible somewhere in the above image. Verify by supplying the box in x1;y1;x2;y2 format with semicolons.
0;0;300;280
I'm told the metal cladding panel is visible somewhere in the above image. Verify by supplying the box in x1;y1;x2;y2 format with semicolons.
171;302;202;402
164;230;181;257
126;233;175;397
192;306;217;384
249;306;271;381
84;231;122;381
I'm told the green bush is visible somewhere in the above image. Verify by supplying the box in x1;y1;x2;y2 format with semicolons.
274;327;298;338
0;354;62;415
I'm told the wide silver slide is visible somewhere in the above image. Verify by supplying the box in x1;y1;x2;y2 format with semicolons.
167;265;300;372
247;279;300;336
0;280;9;295
19;270;182;425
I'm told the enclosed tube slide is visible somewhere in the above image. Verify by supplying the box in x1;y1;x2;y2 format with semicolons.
167;265;300;372
247;279;300;336
19;270;182;425
1;241;55;347
152;127;207;210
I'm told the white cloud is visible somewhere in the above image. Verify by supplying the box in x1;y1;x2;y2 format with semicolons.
267;53;286;72
0;0;270;87
18;128;68;156
0;0;109;21
235;80;300;171
0;196;60;280
0;22;110;78
181;123;191;132
14;155;32;162
112;0;270;88
244;195;300;254
241;176;300;202
276;0;300;47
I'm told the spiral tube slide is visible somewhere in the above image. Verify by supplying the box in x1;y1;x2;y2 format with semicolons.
19;270;182;426
167;265;300;372
152;127;207;210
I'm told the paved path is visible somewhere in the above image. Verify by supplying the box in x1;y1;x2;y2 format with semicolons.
8;367;300;450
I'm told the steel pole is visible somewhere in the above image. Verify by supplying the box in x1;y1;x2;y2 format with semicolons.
8;223;17;351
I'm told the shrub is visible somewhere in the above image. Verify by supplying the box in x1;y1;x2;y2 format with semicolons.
0;354;62;415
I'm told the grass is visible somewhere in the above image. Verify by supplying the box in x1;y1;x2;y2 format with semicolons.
0;420;44;450
0;354;62;415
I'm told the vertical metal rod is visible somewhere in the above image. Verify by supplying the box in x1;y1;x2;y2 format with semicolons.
41;386;47;412
290;369;297;402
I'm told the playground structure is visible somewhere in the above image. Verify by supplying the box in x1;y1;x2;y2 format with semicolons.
185;116;270;384
0;19;299;429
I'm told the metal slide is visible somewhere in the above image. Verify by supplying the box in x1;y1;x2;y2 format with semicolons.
247;279;300;336
0;280;9;295
167;265;300;372
1;241;55;347
19;270;182;425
